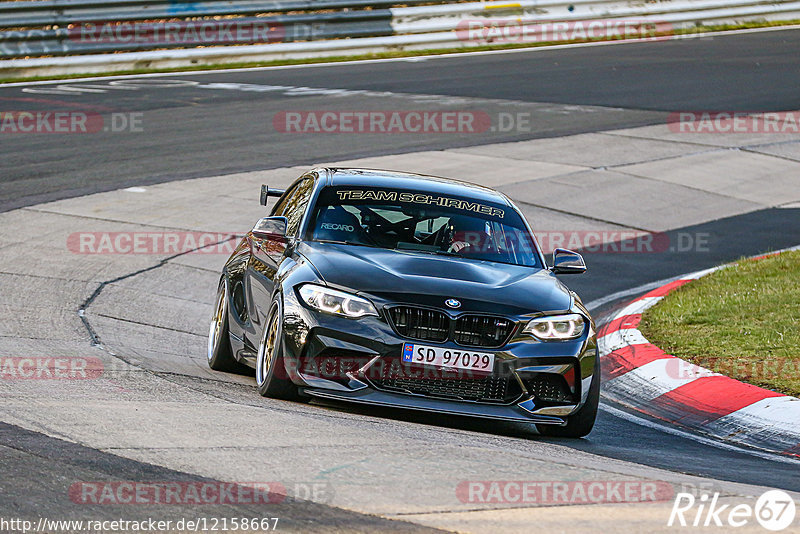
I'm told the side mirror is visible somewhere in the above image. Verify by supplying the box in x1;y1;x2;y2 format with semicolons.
552;248;586;275
252;216;288;240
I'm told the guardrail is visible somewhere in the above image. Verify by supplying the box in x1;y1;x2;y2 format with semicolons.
0;0;409;56
0;0;432;26
1;0;799;77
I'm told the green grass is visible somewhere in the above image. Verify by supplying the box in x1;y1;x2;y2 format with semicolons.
639;250;800;397
1;20;799;84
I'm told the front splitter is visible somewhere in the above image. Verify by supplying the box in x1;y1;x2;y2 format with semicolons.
302;387;567;425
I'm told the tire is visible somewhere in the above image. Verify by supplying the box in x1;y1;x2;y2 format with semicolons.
255;298;300;400
207;280;247;372
536;360;600;438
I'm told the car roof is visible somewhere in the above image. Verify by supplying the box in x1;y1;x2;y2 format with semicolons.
321;168;512;206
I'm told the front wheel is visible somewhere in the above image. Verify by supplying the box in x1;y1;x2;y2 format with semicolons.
255;298;300;400
536;362;600;438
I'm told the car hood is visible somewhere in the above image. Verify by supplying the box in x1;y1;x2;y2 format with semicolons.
297;242;572;315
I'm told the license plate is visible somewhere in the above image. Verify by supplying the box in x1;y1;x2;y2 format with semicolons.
402;343;495;372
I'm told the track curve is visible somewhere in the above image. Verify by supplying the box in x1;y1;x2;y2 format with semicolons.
2;28;800;532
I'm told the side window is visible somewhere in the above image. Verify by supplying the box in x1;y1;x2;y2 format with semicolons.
270;183;298;217
275;176;315;237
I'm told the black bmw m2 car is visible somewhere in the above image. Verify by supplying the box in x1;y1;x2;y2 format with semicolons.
208;168;599;437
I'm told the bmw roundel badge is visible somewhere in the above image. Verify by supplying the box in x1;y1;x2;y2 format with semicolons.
445;298;461;309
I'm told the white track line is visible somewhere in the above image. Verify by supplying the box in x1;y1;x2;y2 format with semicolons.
586;277;680;312
599;403;800;465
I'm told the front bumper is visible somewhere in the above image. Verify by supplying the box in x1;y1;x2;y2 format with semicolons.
281;289;597;424
303;387;569;425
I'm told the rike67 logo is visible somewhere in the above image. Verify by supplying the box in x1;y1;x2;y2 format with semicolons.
668;490;796;531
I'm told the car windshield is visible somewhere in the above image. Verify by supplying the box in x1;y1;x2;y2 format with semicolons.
306;186;542;268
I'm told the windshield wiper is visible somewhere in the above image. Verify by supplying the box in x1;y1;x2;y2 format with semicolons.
398;247;459;257
430;250;460;257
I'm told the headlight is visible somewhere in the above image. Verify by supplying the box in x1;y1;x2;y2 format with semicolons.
524;313;585;340
298;284;378;318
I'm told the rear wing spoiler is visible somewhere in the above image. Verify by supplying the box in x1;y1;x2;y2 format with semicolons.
260;185;286;206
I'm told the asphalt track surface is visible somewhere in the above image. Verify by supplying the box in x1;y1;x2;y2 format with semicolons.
1;27;800;529
2;27;800;212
